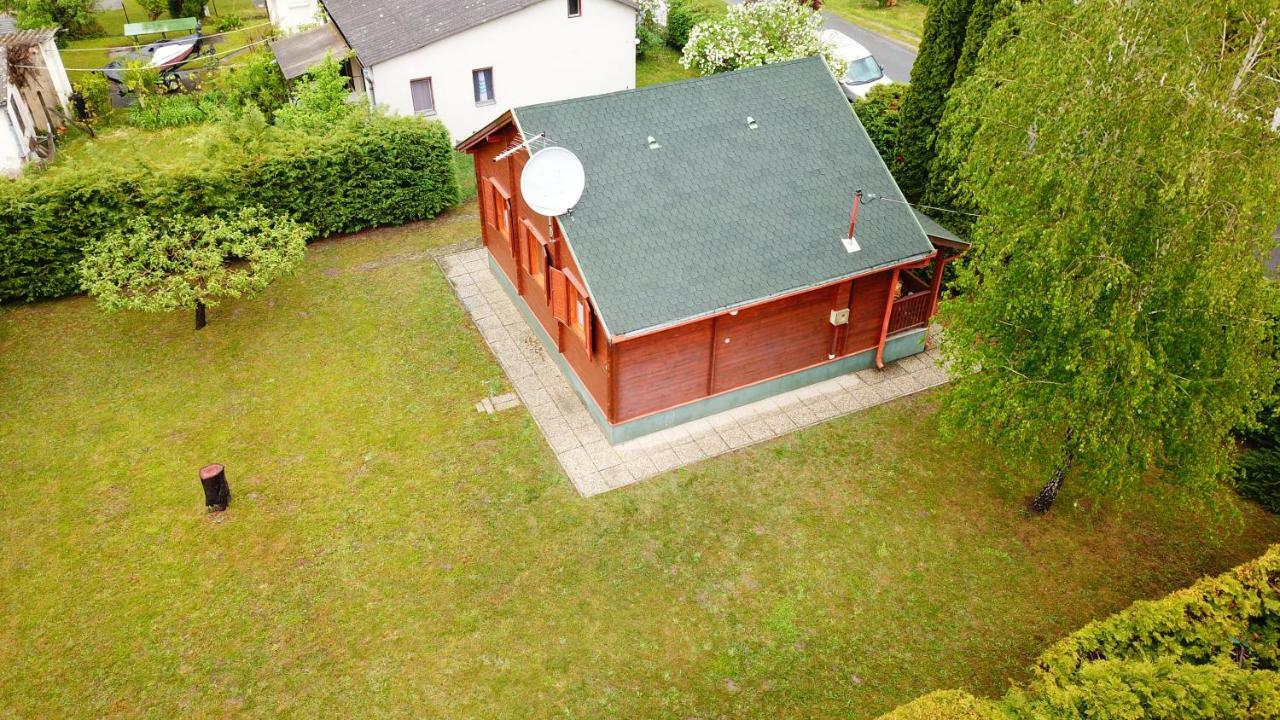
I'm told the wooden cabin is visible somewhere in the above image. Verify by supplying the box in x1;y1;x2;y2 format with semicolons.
458;57;966;443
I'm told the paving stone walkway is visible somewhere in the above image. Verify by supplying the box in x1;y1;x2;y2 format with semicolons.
439;248;950;497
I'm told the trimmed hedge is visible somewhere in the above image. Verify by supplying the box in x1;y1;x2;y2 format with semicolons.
876;545;1280;720
0;113;459;301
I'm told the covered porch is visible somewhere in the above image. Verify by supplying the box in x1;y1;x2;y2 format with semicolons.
888;210;970;336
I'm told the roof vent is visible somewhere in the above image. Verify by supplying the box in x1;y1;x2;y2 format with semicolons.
746;116;758;130
646;135;661;150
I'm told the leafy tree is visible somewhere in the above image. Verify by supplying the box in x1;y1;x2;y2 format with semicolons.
272;55;355;132
936;0;1280;513
79;208;310;330
166;0;201;19
681;0;848;78
853;82;908;165
137;0;165;21
891;0;973;200
14;0;98;39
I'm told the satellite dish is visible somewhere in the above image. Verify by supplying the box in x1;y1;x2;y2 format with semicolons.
520;146;586;216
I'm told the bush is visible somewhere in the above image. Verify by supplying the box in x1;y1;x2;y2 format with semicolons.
875;545;1280;720
126;93;220;129
665;0;701;50
210;49;290;120
14;0;100;39
213;13;242;32
72;73;111;124
1234;448;1280;513
853;83;908;165
166;0;202;19
875;691;999;720
681;0;847;78
0;113;459;301
636;21;662;58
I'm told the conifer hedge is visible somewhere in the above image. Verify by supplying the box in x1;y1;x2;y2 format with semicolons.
0;114;459;302
876;545;1280;719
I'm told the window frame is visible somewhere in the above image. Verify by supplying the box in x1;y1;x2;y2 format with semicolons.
472;67;496;106
408;76;436;116
520;219;550;294
563;270;593;354
568;0;582;18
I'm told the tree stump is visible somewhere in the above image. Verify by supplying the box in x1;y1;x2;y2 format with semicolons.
199;463;230;512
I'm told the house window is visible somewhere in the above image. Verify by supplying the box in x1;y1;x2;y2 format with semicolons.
409;77;435;115
521;219;549;293
473;68;495;106
485;179;512;243
568;0;581;17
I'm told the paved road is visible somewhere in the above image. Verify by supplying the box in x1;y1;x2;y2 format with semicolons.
722;0;918;82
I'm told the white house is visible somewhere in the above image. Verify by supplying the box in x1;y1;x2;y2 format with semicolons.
319;0;638;141
0;18;71;177
265;0;320;33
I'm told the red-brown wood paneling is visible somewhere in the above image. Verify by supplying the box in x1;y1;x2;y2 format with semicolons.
711;286;839;394
844;270;893;355
613;319;714;422
467;120;612;417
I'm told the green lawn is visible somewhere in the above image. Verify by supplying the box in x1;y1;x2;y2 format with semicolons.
637;45;698;87
2;203;1277;718
817;0;929;47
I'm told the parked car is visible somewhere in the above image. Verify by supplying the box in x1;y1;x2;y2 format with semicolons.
822;29;893;100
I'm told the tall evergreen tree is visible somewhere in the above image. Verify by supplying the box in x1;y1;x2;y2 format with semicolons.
891;0;974;201
936;0;1280;513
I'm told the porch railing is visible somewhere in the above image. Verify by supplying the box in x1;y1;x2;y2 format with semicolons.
888;290;931;335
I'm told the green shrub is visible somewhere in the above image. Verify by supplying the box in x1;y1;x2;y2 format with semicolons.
126;93;220;129
665;0;701;49
876;691;1000;720
636;21;662;58
853;83;909;165
166;0;202;19
72;73;111;124
210;49;290;120
876;545;1280;720
0;114;459;301
213;13;242;32
1234;448;1280;514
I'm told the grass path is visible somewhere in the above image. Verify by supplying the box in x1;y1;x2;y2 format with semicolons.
1;203;1276;718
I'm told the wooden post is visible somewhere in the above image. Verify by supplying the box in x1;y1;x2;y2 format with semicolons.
874;268;900;369
926;253;948;320
199;464;230;511
194;300;207;330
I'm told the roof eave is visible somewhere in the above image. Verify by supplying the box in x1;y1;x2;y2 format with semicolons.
456;109;517;151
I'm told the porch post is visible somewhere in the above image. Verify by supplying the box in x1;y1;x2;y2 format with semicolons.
927;253;947;320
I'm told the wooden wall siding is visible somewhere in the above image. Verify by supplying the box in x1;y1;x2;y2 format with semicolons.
473;122;611;415
613;319;714;421
844;271;893;355
711;285;839;394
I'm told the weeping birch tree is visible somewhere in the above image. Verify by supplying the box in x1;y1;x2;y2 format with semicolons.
936;0;1280;513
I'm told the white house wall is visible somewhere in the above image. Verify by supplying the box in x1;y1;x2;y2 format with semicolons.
365;0;636;142
1;95;36;176
267;0;320;33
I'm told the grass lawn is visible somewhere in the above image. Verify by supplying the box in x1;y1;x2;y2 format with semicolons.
637;45;698;87
59;0;271;84
821;0;929;47
2;203;1277;718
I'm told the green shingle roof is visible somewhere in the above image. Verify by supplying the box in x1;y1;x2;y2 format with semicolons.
513;56;934;338
911;208;964;244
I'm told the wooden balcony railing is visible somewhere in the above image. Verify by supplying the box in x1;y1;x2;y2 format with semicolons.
888;290;931;335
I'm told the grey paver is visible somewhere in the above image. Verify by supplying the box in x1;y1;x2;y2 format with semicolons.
439;247;951;497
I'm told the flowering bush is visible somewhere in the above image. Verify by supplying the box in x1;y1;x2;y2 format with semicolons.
680;0;847;78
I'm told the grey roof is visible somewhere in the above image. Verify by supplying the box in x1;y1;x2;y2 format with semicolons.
270;23;349;79
911;208;964;244
512;57;935;337
323;0;636;66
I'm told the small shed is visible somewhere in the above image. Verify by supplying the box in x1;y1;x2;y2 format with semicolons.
0;18;72;176
459;57;967;442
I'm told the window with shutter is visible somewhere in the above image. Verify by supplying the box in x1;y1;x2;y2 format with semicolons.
521;219;549;293
549;268;569;323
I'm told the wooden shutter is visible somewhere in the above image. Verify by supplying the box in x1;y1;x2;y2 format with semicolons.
549;268;569;323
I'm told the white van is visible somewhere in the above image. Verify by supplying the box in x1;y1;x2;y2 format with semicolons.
822;29;893;100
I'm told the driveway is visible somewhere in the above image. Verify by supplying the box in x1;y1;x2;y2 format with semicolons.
723;0;918;82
